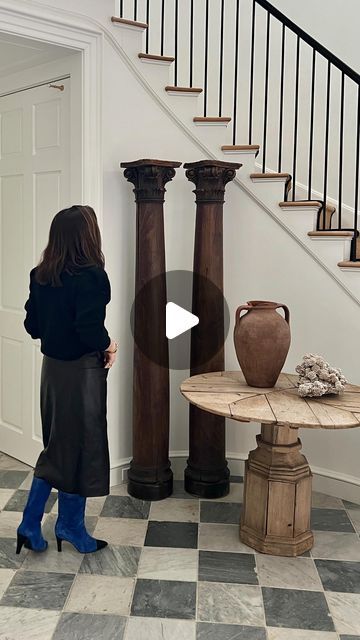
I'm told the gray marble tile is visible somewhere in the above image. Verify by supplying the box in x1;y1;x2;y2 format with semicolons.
149;499;199;522
311;532;360;561
198;523;254;553
197;623;266;639
197;582;264;625
230;475;244;484
0;490;15;510
52;612;127;640
4;490;57;514
343;501;360;510
131;579;196;619
326;592;360;634
0;471;29;489
262;587;335;631
340;636;360;639
79;544;140;577
315;559;360;593
256;555;322;591
0;538;29;570
65;575;134;615
145;521;198;549
200;501;242;525
311;508;355;532
0;570;16;599
42;513;97;541
138;547;198;582
0;569;74;610
171;480;200;500
100;495;150;519
199;551;257;584
125;617;196;640
0;606;60;640
312;492;345;510
347;509;360;534
0;454;31;472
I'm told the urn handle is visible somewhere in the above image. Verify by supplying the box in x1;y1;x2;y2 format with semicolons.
235;304;252;324
275;303;290;324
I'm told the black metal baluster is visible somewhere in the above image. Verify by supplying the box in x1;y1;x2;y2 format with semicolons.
322;60;331;229
248;0;256;144
218;0;225;117
161;0;165;56
308;49;316;200
120;0;123;18
292;35;300;201
262;11;271;173
134;0;137;21
338;72;345;229
232;0;240;144
278;24;285;172
203;0;209;116
145;0;150;53
351;85;360;260
190;0;194;87
174;0;178;86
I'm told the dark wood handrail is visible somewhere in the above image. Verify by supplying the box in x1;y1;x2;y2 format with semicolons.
255;0;360;85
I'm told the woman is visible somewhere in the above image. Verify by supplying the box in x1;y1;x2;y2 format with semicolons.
16;205;117;555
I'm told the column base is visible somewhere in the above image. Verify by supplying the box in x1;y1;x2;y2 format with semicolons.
184;465;230;499
240;524;314;557
127;460;173;501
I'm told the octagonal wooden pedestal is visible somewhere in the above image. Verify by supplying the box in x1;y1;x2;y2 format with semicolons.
240;424;314;556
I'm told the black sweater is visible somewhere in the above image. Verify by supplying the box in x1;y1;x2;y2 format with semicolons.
24;265;111;360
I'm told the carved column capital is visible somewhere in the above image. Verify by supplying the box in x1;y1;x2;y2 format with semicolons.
183;160;242;203
120;159;182;203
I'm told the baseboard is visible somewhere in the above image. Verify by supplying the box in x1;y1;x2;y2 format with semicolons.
110;451;360;505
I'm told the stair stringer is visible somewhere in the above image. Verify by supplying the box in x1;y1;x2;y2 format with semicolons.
101;18;360;306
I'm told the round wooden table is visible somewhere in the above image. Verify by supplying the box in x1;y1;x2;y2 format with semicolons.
180;370;360;557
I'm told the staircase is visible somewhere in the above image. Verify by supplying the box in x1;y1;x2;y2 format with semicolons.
109;0;360;301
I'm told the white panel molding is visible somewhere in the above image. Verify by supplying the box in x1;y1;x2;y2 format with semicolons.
0;0;103;225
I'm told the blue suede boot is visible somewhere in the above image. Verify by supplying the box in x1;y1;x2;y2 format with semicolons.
16;475;52;554
55;491;108;553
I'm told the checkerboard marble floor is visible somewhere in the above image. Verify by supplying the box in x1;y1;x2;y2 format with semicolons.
1;452;360;640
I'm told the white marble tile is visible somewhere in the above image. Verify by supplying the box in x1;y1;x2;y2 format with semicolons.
0;510;22;538
21;543;84;574
93;517;147;547
198;523;254;553
0;489;15;510
18;472;35;490
64;574;135;615
0;569;16;598
267;630;338;640
203;483;244;503
124;617;196;640
347;508;360;534
256;556;322;590
110;484;129;496
311;532;360;561
0;607;60;640
149;499;199;523
326;591;360;634
0;454;31;472
137;547;198;581
197;582;265;625
311;492;344;510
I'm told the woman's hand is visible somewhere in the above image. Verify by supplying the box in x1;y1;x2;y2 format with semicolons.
103;340;118;369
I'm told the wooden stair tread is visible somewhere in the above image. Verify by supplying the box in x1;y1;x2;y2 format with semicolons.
279;200;322;208
251;172;291;179
308;231;353;237
138;53;175;62
222;144;260;151
111;16;148;29
165;85;202;93
194;116;231;122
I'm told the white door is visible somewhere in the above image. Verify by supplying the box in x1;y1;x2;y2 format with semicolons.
0;77;71;465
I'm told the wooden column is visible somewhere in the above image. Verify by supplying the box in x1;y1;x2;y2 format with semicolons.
240;424;314;556
183;160;241;498
121;159;181;500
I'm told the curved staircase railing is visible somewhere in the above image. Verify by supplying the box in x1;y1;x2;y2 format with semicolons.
116;0;360;261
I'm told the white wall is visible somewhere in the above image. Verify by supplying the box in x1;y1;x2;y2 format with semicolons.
7;0;360;499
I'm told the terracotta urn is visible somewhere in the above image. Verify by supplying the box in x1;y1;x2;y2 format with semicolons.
233;300;291;388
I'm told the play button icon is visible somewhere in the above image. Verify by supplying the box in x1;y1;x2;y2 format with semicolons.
130;269;230;370
166;302;199;339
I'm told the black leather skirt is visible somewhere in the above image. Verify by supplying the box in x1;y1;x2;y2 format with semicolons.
34;350;110;497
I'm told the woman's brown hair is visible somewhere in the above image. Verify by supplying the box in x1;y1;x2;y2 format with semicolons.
34;205;105;287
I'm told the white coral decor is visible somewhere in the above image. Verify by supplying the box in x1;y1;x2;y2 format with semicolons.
295;354;347;398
